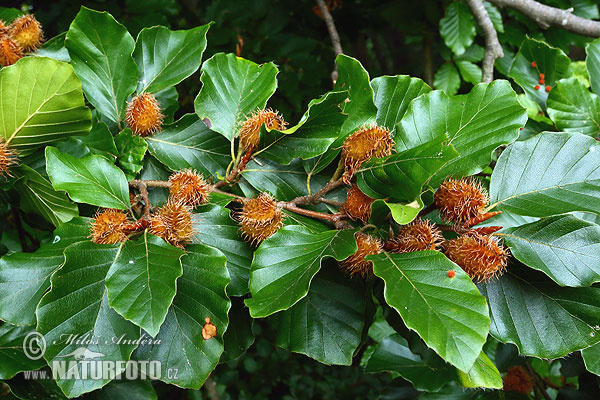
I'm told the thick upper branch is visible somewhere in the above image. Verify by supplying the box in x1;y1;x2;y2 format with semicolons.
466;0;504;83
489;0;600;37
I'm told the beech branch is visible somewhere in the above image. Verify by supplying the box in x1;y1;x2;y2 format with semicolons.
488;0;600;37
130;178;349;227
466;0;503;83
316;0;343;82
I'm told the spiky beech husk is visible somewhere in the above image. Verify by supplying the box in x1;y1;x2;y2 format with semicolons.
385;219;442;253
168;169;211;207
341;125;394;184
126;93;164;136
503;366;534;394
0;35;23;67
343;185;375;223
339;232;383;279
434;177;489;224
149;202;194;248
443;232;508;282
9;15;43;52
91;209;130;244
238;192;283;245
0;140;18;178
239;108;287;151
202;317;217;340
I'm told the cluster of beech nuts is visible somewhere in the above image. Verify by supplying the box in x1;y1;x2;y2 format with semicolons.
91;170;210;248
91;110;507;284
339;176;508;283
0;14;44;67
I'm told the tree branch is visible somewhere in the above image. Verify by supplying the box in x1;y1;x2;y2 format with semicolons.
466;0;504;83
289;179;344;206
489;0;600;37
316;0;343;82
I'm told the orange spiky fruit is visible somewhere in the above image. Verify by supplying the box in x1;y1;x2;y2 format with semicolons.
0;140;18;178
503;366;534;394
239;108;287;151
238;192;283;245
341;125;394;184
443;232;508;282
339;232;383;279
125;93;164;136
343;185;375;223
434;177;489;224
0;35;23;66
149;202;194;248
384;219;442;253
9;15;43;52
168;169;211;207
91;209;130;244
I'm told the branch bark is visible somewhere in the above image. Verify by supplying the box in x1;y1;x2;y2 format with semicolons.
466;0;503;83
316;0;343;82
489;0;600;37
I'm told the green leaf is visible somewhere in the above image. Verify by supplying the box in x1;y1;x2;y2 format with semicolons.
509;37;571;109
547;78;600;137
36;242;141;397
115;128;148;180
0;217;90;325
395;90;450;151
36;32;70;63
569;60;591;88
105;232;185;337
489;132;600;217
13;165;79;227
517;93;553;124
356;138;459;202
433;63;460;95
85;380;157;400
370;251;490;372
192;205;253;296
0;324;46;379
246;226;357;318
65;7;138;124
335;54;378;136
58;120;118;159
371;75;431;133
456;60;482;84
501;215;600;287
270;266;366;365
4;371;68;400
364;333;456;391
146;114;230;179
134;24;211;94
133;244;230;388
457;351;502;389
582;342;600;376
0;7;22;23
242;157;328;202
258;91;348;164
390;203;424;226
479;267;600;359
194;53;278;141
482;1;504;33
0;57;91;152
46;146;131;210
439;2;476;55
431;80;527;185
586;38;600;96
